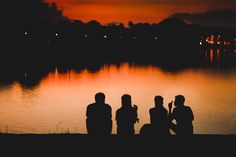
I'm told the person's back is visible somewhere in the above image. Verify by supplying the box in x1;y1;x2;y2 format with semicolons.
150;107;168;126
116;106;137;135
169;95;194;135
172;105;194;134
86;93;112;135
149;96;169;136
116;94;138;135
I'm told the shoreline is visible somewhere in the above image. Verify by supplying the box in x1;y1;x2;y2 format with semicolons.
1;134;236;156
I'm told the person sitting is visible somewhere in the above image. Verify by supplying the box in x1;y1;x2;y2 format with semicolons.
168;95;194;135
116;94;139;136
86;92;112;136
140;96;169;137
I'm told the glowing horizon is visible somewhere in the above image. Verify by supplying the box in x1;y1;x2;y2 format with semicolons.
44;0;236;25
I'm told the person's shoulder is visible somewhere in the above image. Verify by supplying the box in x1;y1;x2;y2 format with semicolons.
116;107;122;113
87;103;96;109
150;107;155;111
184;105;192;110
185;105;192;109
184;106;193;113
131;106;138;112
149;107;155;113
163;107;168;113
104;103;112;110
173;107;178;112
86;103;96;114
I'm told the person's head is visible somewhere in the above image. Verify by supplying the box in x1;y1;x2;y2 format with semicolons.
174;95;185;107
154;96;164;107
121;94;132;108
95;92;105;104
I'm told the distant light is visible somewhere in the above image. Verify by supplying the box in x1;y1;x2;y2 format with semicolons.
55;33;58;36
25;32;28;35
85;34;88;38
104;35;107;38
200;41;203;45
155;37;158;40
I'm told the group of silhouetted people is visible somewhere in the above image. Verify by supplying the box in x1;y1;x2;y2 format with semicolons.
86;92;194;136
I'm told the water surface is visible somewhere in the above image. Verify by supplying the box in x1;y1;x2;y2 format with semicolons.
1;62;236;134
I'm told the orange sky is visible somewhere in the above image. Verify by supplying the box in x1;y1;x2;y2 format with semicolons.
44;0;236;25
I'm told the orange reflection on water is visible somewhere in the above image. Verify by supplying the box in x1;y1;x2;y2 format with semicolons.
205;48;223;63
210;48;214;63
217;49;220;61
1;63;236;134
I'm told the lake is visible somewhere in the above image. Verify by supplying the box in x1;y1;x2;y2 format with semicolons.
1;59;236;135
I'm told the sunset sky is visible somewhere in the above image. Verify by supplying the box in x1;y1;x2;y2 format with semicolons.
44;0;236;25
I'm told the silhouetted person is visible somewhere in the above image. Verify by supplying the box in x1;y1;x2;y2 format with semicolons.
168;95;194;135
116;94;139;136
86;92;112;135
149;96;170;136
140;96;169;136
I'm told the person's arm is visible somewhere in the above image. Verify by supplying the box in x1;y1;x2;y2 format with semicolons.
189;107;194;121
108;106;112;119
135;110;139;123
149;109;153;124
115;110;120;126
168;101;173;121
168;105;178;134
134;105;139;123
86;105;90;118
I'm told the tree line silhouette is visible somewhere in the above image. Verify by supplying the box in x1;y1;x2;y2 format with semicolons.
0;0;235;69
0;0;236;89
86;92;194;136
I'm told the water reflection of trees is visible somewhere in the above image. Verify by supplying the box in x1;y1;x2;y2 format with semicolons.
1;0;236;89
1;56;236;90
0;67;51;90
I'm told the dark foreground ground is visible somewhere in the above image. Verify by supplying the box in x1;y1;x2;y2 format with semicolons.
1;134;236;156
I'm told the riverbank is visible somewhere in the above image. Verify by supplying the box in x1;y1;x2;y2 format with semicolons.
1;134;235;156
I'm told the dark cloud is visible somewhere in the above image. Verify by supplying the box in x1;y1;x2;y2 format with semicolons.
172;9;236;30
